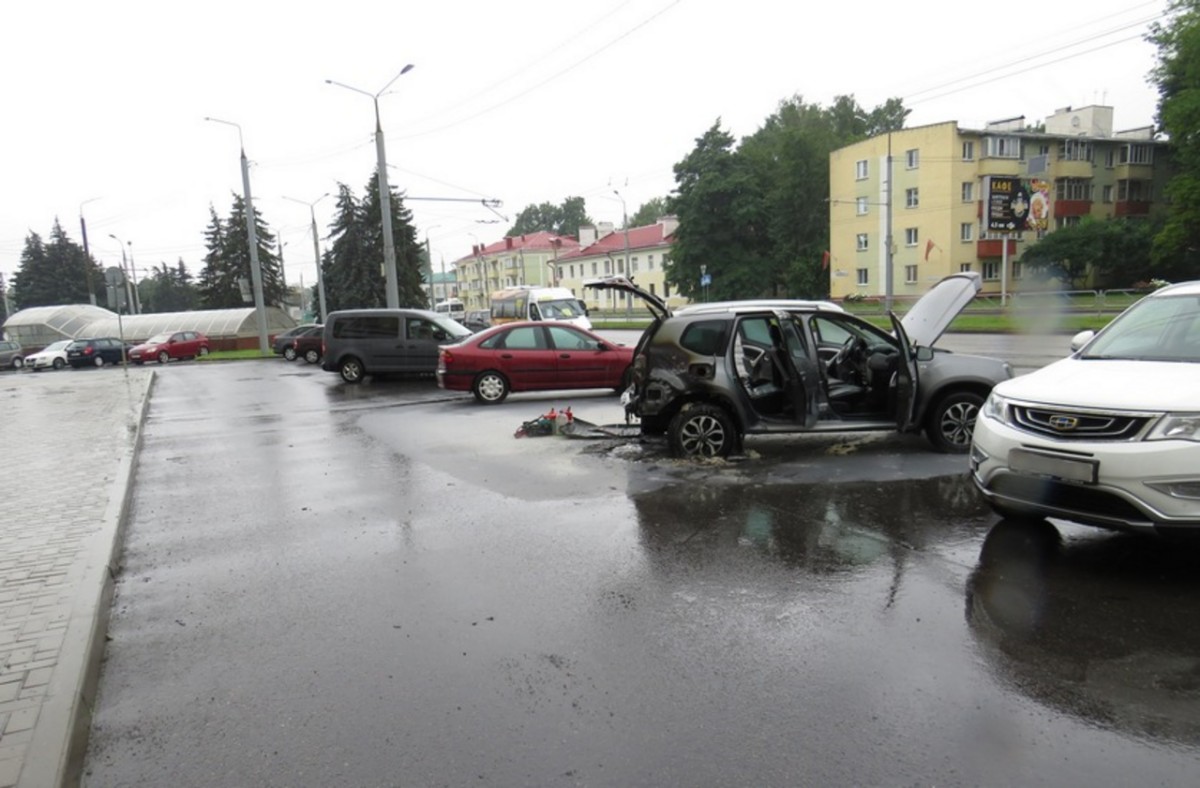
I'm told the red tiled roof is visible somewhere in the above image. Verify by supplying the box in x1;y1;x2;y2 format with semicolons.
454;231;580;263
555;224;675;261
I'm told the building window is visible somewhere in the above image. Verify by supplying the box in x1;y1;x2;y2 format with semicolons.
905;227;919;246
1059;139;1093;162
1102;185;1113;203
647;254;655;269
962;141;975;161
1055;178;1092;201
1119;144;1154;165
856;268;869;286
984;135;1022;159
1104;148;1116;168
856;196;869;215
905;188;919;208
983;261;1000;281
649;283;656;296
591;262;598;276
960;223;973;242
959;263;973;273
631;256;639;273
905;265;918;284
855;159;869;180
1118;180;1151;201
1012;262;1023;280
1056;216;1082;230
856;233;869;251
569;265;575;278
905;149;919;169
961;182;974;202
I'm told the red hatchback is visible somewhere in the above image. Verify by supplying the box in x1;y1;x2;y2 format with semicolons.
437;322;634;404
128;331;211;365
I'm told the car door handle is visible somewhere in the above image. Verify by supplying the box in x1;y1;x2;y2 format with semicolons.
501;353;513;359
559;353;571;359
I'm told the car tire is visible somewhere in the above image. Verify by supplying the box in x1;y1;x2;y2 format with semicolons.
94;356;105;368
339;356;365;384
12;357;24;370
925;391;984;454
668;403;738;459
52;358;64;370
303;349;321;364
472;371;509;404
198;347;209;358
283;347;298;361
157;351;170;364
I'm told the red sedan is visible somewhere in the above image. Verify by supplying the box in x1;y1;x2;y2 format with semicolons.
436;321;634;404
128;331;210;364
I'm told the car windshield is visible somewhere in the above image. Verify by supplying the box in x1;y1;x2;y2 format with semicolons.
537;298;584;319
431;315;472;339
145;333;174;344
45;340;72;351
1080;294;1200;362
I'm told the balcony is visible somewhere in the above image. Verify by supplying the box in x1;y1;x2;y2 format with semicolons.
1114;200;1152;217
977;239;1017;258
1054;199;1092;218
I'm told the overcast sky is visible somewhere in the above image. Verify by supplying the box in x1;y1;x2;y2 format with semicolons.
0;0;1167;296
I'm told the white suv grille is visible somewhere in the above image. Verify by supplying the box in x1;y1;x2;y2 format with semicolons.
1011;405;1152;441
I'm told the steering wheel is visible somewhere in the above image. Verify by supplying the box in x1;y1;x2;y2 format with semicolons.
833;336;868;384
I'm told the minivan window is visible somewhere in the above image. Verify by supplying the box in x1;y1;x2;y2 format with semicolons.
334;316;400;339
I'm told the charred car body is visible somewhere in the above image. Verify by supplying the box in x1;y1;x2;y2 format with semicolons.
586;273;1012;458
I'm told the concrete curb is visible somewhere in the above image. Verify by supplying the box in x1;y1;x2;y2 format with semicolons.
18;371;156;788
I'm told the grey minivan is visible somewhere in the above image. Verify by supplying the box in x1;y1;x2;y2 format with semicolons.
321;309;472;383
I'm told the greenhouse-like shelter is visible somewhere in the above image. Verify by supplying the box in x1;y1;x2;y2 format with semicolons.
1;305;297;352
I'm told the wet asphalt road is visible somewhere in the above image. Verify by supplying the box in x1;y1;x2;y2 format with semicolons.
82;344;1200;787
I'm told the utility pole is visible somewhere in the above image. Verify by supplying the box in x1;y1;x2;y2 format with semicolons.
79;198;100;305
284;194;330;323
884;132;895;314
127;240;142;314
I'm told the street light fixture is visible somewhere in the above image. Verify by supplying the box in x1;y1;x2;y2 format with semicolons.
205;116;270;354
283;193;331;322
326;64;415;309
613;189;632;318
107;233;138;315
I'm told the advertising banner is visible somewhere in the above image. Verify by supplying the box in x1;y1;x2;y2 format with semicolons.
986;176;1050;232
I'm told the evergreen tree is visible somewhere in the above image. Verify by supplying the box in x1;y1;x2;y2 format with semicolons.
197;195;285;309
198;205;239;308
629;197;671;228
141;260;200;312
362;174;426;308
11;221;105;309
0;273;9;324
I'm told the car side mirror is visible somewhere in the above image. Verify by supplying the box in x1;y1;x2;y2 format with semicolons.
1069;330;1095;353
915;346;935;362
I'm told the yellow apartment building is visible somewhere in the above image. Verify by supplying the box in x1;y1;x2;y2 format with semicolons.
828;106;1170;301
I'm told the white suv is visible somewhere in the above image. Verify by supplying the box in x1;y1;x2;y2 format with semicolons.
971;281;1200;534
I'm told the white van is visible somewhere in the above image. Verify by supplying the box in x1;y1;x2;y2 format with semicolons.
489;286;591;330
433;298;466;323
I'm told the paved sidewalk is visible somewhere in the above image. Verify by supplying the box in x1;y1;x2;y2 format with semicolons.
0;367;153;788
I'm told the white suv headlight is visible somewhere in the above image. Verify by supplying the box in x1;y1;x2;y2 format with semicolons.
1147;413;1200;442
981;391;1009;424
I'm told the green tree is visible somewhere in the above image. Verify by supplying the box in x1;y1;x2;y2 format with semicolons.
1018;217;1159;289
140;260;200;313
508;196;593;238
11;221;105;309
197;195;285;309
197;206;238;308
362;174;426;308
1149;1;1200;273
629;197;670;228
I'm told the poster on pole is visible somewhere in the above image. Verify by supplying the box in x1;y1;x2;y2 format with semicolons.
986;176;1050;232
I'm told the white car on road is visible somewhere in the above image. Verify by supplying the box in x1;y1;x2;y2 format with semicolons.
971;281;1200;534
24;339;72;371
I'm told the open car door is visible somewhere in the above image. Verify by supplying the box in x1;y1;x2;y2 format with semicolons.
889;313;919;431
777;312;819;428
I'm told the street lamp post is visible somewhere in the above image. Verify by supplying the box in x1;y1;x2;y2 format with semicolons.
79;197;100;305
108;234;137;315
126;240;142;314
326;64;415;309
613;190;632;319
283;193;331;322
205;116;270;354
424;225;440;303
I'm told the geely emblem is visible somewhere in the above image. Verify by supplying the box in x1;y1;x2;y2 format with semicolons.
1049;415;1079;431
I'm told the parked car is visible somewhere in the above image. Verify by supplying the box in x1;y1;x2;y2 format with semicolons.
971;281;1200;535
585;273;1012;458
437;321;634;403
0;340;24;370
66;338;129;368
321;309;473;384
128;331;210;364
463;310;492;333
274;324;321;357
292;332;324;364
24;339;72;371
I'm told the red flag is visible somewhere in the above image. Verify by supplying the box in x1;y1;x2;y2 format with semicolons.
821;250;830;270
924;239;936;262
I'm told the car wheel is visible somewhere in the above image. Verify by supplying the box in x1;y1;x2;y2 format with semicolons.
52;358;64;370
472;371;509;404
94;355;105;368
283;347;298;361
303;349;321;364
198;347;209;357
668;403;738;459
925;391;984;453
157;351;170;364
339;356;365;384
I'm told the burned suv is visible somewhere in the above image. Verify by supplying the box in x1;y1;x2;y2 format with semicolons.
586;273;1012;458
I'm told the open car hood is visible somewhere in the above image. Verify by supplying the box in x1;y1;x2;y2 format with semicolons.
898;271;980;347
583;276;671;321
